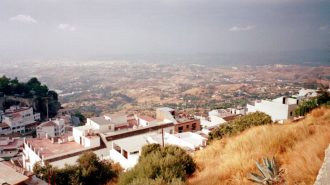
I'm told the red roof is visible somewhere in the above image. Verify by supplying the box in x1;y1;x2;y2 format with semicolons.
223;114;241;122
39;121;57;127
0;122;10;129
138;115;155;122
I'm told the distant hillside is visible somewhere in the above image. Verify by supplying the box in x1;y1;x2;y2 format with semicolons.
189;107;330;185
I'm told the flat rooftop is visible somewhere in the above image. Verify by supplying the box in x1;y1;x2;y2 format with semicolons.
113;133;149;152
25;138;85;158
103;121;173;137
0;161;29;185
157;107;174;112
175;132;206;147
89;116;111;125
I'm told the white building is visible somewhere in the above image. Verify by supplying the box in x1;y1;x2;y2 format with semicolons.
293;88;318;99
110;134;150;169
37;119;65;138
247;96;299;122
24;113;175;172
86;114;137;133
23;126;108;172
147;132;207;151
0;137;23;158
200;108;243;129
109;131;207;170
0;106;40;135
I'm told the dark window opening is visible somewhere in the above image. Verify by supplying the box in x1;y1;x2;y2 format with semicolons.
178;126;183;133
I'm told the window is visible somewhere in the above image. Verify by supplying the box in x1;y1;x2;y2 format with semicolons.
178;126;183;133
123;150;128;159
290;112;293;116
186;125;190;129
192;123;196;130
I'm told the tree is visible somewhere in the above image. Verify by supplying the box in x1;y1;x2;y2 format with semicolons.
295;91;330;116
0;75;10;94
119;145;196;185
33;152;118;185
73;111;86;123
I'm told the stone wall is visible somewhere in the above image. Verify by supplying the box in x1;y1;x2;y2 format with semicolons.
314;144;330;185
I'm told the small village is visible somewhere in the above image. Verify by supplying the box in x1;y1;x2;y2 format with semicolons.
0;87;326;184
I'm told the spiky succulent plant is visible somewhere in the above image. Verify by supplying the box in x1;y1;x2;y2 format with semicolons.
248;157;284;185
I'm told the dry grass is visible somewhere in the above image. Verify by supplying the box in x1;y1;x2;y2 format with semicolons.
189;107;330;185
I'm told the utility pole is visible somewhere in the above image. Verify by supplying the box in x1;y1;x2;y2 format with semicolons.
161;127;164;147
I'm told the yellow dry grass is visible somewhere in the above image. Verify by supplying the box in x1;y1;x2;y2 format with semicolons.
189;107;330;185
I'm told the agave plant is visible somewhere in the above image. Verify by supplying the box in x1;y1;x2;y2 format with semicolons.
248;157;284;185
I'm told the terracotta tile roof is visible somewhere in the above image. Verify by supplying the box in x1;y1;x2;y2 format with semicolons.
39;121;57;127
0;162;29;185
138;115;155;122
223;114;241;122
25;138;85;158
0;122;10;129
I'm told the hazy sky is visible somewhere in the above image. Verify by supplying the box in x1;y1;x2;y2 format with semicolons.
0;0;329;60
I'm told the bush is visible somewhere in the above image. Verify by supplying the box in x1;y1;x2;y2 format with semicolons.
33;152;118;185
209;112;272;141
118;144;196;185
295;92;330;116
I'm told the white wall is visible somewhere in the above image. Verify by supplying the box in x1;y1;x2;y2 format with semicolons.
247;100;297;122
84;136;100;148
23;142;42;172
109;149;139;170
37;126;55;138
209;115;226;125
138;118;148;127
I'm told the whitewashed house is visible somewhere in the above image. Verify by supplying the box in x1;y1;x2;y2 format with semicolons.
147;132;207;151
0;137;23;158
109;134;150;170
247;96;299;122
36;119;65;138
293;88;318;99
0;106;40;135
200;108;242;129
23;126;108;172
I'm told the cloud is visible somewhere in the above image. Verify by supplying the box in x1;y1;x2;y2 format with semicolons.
319;25;329;31
229;25;255;32
9;14;38;24
58;24;76;32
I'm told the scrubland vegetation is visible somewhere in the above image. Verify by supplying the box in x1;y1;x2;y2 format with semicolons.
209;112;272;141
189;107;330;185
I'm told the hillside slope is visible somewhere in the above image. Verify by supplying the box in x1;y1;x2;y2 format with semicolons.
189;107;330;185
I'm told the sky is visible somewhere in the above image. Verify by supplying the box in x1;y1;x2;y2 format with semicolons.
0;0;329;61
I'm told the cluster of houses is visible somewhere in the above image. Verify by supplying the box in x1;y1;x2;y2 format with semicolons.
22;107;206;171
0;106;40;136
0;88;323;183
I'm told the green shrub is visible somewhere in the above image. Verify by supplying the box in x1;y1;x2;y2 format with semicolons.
209;112;272;141
33;152;117;185
295;92;330;116
118;144;196;185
